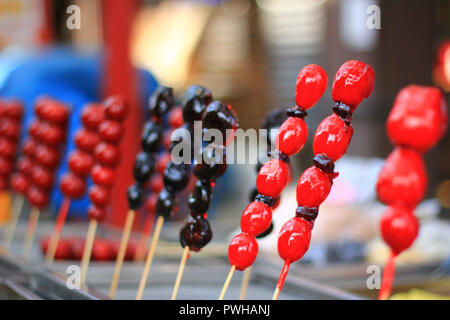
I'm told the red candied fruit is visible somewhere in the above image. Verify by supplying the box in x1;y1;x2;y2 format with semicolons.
169;107;184;129
0;176;8;190
98;120;124;144
60;172;86;198
3;100;23;120
104;96;128;120
387;85;448;152
68;150;94;176
34;97;69;124
17;157;33;176
380;206;419;255
11;173;29;194
376;148;427;207
74;129;100;152
88;205;107;221
145;194;158;213
89;185;110;207
22;139;36;157
277;217;311;263
295;64;328;109
332;60;375;108
313;113;353;162
0;118;20;140
240;201;273;236
93;142;120;167
275;117;308;156
0;136;16;158
91;165;115;187
34;144;60;168
228;232;258;271
81;103;106;130
0;156;13;175
27;186;49;208
256;159;289;198
149;174;164;193
31;165;54;190
38;122;65;146
296;166;333;207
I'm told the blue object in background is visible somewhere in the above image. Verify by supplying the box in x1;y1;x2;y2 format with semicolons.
0;47;158;218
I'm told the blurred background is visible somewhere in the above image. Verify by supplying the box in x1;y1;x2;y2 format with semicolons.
0;0;449;300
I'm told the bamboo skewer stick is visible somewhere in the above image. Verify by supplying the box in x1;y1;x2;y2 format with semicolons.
239;266;251;300
45;197;71;263
136;215;164;300
109;209;135;299
80;219;98;286
171;246;189;300
22;207;40;259
218;265;236;300
3;194;24;250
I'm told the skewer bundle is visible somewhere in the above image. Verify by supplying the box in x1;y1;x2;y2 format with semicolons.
80;96;128;285
44;103;106;263
136;85;212;300
22;97;69;259
271;60;375;299
376;85;448;300
109;86;173;298
171;100;239;300
219;64;328;300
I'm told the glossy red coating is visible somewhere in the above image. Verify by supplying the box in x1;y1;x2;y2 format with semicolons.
31;165;54;190
332;60;375;108
81;103;106;130
89;185;110;207
74;129;100;152
88;205;106;221
380;205;419;255
313;113;353;162
22;139;36;157
27;185;49;208
34;144;60;168
3;100;23;120
296;166;333;207
228;232;258;271
28;120;44;140
169;107;184;128
93;142;120;167
0;156;12;175
275;117;308;156
104;96;129;120
295;64;328;109
0;137;16;158
0;175;8;190
60;172;86;198
240;201;273;236
37;122;65;146
11;173;29;194
256;159;289;197
97;120;124;143
92;239;114;261
156;152;171;175
386;85;448;152
0;118;20;140
149;174;164;193
91;165;115;187
277;217;311;262
17;157;33;176
376;148;427;207
34;97;69;124
68;150;94;176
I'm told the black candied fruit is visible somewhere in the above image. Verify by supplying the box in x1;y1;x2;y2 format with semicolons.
141;121;163;153
133;152;155;183
182;85;213;123
202;101;239;140
256;222;273;239
127;184;145;210
193;145;227;182
188;180;212;214
156;188;177;218
179;215;213;252
149;86;174;118
163;162;191;192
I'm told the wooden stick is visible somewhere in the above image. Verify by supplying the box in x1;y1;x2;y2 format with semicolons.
218;265;236;300
171;246;190;300
136;215;164;300
45;197;71;263
272;260;291;300
109;209;135;299
80;219;98;286
22;207;40;259
3;194;24;250
239;266;251;300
